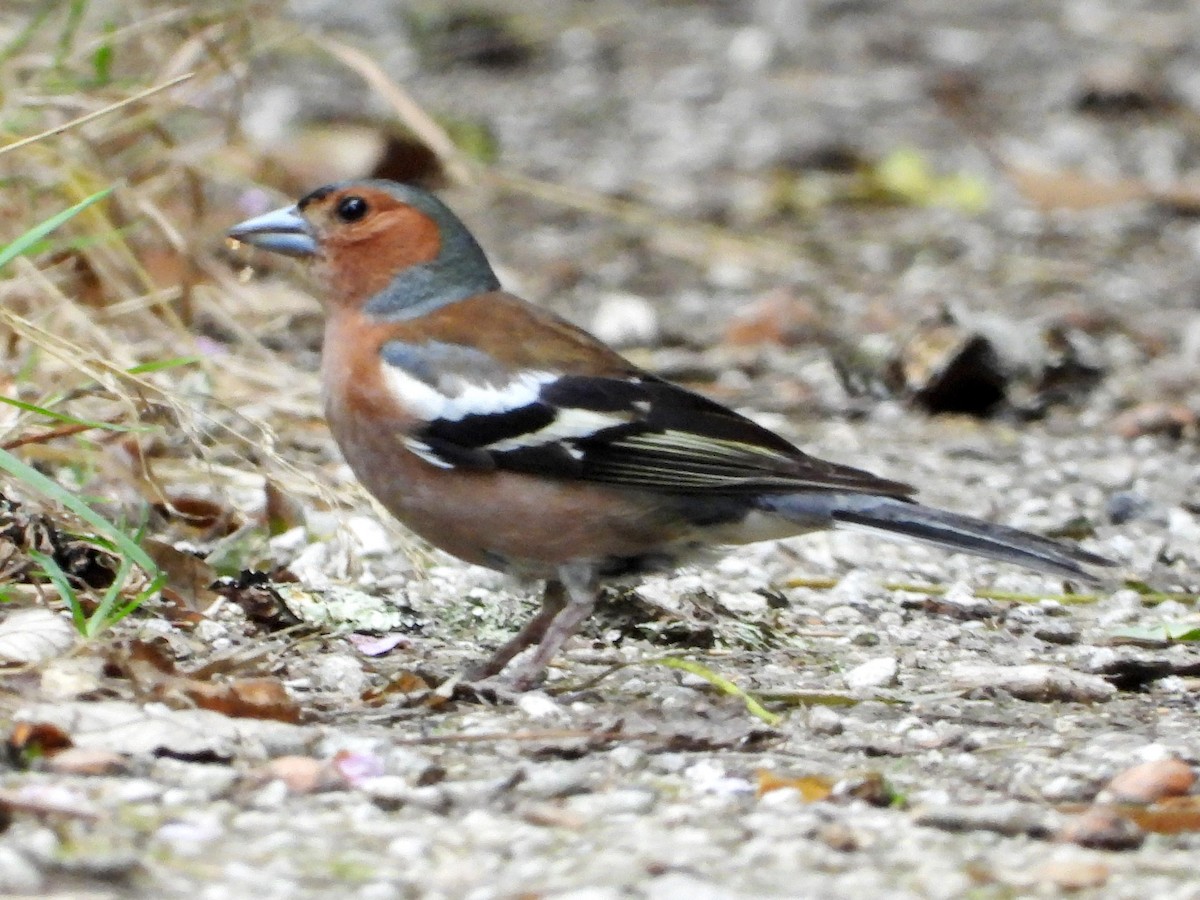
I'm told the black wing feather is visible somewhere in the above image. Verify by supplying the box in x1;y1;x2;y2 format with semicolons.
408;372;914;500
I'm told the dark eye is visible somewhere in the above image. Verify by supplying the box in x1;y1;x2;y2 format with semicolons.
335;195;368;222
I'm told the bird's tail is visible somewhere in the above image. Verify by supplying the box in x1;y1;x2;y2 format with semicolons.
759;493;1112;582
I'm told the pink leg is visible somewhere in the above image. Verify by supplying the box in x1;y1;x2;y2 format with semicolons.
468;580;566;681
511;564;598;689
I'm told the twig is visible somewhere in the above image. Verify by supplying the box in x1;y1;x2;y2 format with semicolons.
0;72;194;157
1;421;114;450
317;38;474;186
390;727;627;747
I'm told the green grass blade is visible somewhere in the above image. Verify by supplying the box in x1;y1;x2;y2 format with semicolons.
0;447;158;578
649;656;781;725
125;356;201;375
0;187;114;270
0;395;141;432
106;580;160;632
30;549;86;633
86;553;134;638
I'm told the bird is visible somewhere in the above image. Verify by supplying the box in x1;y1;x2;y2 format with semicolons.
228;179;1113;688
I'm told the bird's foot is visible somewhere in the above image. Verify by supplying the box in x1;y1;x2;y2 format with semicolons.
450;666;545;704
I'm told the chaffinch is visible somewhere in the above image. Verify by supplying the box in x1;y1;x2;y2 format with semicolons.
229;179;1112;687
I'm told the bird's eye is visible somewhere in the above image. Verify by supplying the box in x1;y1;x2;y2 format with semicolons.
335;195;369;222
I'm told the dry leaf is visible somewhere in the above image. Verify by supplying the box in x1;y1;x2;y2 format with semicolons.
113;640;300;723
17;700;312;759
1056;806;1145;850
363;670;430;704
264;480;305;535
756;769;833;801
143;540;220;614
723;289;826;347
0;608;75;665
1007;166;1150;211
1111;403;1196;440
182;677;301;724
1118;796;1200;834
7;721;73;763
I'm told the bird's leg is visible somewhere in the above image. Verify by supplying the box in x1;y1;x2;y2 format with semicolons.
511;562;599;689
467;579;567;681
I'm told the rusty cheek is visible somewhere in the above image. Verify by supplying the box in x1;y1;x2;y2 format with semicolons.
319;206;442;309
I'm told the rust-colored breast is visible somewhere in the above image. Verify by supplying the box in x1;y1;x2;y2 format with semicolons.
321;309;414;427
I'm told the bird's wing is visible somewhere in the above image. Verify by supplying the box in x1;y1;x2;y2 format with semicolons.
380;341;913;499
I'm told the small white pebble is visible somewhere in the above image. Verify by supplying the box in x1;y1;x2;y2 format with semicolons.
718;591;768;615
345;516;392;557
516;692;564;722
807;706;844;735
268;526;308;555
685;760;754;796
727;26;775;72
589;293;659;347
844;657;899;690
313;655;366;694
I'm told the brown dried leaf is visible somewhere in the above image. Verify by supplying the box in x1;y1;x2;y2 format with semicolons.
157;495;236;532
0;785;98;822
111;641;300;723
264;480;305;536
7;721;73;765
363;671;430;704
143;540;220;613
215;573;300;630
756;769;833;801
1118;796;1200;834
832;771;896;807
1153;182;1200;215
1075;60;1174;115
888;322;1006;416
119;639;178;681
1111;403;1196;440
18;700;312;759
182;677;301;724
1007;166;1150;211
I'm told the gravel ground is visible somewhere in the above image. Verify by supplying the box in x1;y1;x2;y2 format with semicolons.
9;0;1200;897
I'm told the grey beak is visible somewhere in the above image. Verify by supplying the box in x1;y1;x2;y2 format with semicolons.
227;204;317;258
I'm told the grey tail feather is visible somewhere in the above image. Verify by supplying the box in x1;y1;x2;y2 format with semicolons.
763;494;1113;582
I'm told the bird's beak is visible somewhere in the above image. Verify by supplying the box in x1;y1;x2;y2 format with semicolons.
227;204;317;258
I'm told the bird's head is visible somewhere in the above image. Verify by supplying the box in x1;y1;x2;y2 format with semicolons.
228;180;500;318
